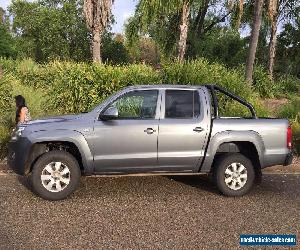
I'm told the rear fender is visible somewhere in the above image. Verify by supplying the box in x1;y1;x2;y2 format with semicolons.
200;130;265;172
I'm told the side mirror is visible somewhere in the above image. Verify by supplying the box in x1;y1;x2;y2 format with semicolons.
99;107;118;120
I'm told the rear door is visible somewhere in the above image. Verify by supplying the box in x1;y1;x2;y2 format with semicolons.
157;88;210;171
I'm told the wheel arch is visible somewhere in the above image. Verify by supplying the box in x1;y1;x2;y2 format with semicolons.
25;130;93;175
200;130;265;173
26;141;84;174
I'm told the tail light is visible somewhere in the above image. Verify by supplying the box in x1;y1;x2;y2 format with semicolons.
287;126;292;149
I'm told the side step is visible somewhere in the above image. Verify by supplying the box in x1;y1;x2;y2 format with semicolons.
89;172;208;178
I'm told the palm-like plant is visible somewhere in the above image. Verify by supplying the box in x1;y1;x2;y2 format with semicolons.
83;0;114;63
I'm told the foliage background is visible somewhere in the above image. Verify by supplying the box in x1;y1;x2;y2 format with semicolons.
0;58;299;157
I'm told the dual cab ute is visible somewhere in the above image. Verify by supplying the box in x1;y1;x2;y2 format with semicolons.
8;85;293;200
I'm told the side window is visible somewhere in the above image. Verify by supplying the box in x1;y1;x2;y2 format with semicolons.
107;90;158;119
165;90;200;119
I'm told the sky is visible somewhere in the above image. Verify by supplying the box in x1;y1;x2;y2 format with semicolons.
0;0;136;34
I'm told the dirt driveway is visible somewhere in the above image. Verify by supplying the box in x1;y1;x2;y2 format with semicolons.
0;172;299;249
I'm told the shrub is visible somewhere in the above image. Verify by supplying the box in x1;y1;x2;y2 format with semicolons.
1;58;268;116
250;66;300;98
291;122;300;154
0;57;18;74
1;58;293;158
162;59;253;99
0;74;14;158
277;98;300;154
275;75;300;97
0;74;14;123
46;62;162;113
0;125;11;159
277;97;300;123
252;65;275;98
161;59;268;117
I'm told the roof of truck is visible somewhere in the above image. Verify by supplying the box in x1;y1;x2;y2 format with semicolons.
127;84;206;89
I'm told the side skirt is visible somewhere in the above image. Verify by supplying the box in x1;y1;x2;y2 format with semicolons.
88;172;208;178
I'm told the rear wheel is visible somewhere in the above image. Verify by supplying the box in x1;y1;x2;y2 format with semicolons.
213;153;255;196
31;150;81;200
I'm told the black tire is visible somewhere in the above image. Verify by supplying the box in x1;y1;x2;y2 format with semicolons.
30;150;81;200
213;153;255;197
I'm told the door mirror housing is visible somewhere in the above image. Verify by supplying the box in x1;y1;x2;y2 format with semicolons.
99;107;118;120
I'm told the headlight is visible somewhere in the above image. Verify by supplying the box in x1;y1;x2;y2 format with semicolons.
11;126;26;141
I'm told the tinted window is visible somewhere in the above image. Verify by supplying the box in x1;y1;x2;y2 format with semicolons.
107;90;158;119
165;90;200;119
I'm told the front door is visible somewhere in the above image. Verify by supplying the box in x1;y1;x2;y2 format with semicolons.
92;89;160;173
158;89;209;171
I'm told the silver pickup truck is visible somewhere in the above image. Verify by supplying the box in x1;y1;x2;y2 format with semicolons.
8;85;293;200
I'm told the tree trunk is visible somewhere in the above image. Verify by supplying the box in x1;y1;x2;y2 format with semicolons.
83;0;113;63
236;0;244;30
194;0;210;36
178;0;190;63
268;21;277;80
267;0;278;81
245;0;264;84
92;29;102;63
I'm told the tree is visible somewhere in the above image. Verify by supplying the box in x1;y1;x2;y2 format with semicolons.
126;36;160;65
0;24;16;58
266;0;299;80
9;0;91;62
0;7;4;23
276;16;300;77
245;0;264;84
188;28;247;67
193;0;210;35
101;33;129;64
0;8;16;58
267;0;278;80
83;0;113;63
127;0;240;62
236;0;244;29
178;0;190;61
126;0;192;62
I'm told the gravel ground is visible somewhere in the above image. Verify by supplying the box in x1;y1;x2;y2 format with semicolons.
0;174;299;249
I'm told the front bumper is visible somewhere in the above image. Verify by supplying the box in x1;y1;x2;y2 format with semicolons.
7;137;32;175
284;152;293;166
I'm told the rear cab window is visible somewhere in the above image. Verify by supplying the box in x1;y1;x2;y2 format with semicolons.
165;90;200;119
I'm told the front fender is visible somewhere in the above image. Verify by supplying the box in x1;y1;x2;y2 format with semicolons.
27;129;94;173
200;130;265;172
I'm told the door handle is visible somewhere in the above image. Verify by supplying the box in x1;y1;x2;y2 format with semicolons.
144;128;156;134
193;127;204;133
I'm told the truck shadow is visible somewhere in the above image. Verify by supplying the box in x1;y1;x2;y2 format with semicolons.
17;174;33;192
166;175;220;194
15;172;299;200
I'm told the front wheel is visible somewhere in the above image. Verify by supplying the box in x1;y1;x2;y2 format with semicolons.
31;150;81;200
213;153;255;197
